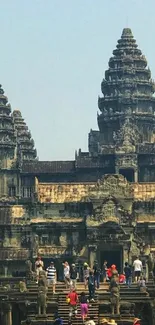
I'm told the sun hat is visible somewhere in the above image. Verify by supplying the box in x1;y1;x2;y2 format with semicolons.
108;319;117;325
100;318;109;324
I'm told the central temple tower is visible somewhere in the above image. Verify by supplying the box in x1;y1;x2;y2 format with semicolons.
88;28;155;182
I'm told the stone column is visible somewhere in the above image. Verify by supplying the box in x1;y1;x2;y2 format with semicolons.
3;304;12;325
89;245;97;269
4;266;8;277
134;169;138;182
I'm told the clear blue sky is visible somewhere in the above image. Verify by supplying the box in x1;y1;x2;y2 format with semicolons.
1;0;155;160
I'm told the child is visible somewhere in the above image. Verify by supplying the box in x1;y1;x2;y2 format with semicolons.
79;292;88;323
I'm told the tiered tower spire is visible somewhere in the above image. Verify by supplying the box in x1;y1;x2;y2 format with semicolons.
0;84;16;162
12;110;37;161
89;28;155;155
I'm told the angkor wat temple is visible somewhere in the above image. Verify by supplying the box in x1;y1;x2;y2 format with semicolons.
1;28;155;325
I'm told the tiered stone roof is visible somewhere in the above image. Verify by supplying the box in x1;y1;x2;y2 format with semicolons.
0;84;16;153
21;160;75;173
89;28;155;155
12;109;37;161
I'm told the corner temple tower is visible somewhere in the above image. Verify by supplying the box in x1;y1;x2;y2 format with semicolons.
88;28;155;182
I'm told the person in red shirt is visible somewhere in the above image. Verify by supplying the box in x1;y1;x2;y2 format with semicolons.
107;265;118;280
67;288;78;320
107;268;112;279
119;274;126;284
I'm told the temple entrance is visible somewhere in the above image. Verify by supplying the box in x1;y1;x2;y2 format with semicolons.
100;247;123;272
119;168;134;182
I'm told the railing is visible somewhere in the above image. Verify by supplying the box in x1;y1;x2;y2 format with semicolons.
38;246;72;257
0;248;29;260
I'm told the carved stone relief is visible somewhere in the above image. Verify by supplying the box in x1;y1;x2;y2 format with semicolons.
59;232;67;246
116;155;137;168
87;174;133;200
113;118;141;153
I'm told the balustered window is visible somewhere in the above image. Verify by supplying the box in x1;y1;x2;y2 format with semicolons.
8;186;16;197
22;186;33;198
41;235;49;245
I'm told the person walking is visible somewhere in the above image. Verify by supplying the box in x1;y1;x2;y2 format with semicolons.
102;260;108;283
93;261;101;289
70;264;77;289
133;257;142;282
87;271;95;302
63;261;70;288
83;263;90;289
79;292;88;323
53;313;63;325
35;256;44;284
67;288;78;320
46;261;57;294
124;262;132;287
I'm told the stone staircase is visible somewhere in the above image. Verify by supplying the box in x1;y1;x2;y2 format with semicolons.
22;280;155;324
58;293;99;325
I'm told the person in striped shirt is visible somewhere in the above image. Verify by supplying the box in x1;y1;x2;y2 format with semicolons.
46;261;57;294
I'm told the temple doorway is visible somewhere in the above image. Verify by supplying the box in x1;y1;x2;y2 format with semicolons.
100;248;123;272
119;168;134;182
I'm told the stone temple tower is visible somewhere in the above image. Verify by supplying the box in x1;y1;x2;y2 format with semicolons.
0;86;37;198
89;28;155;182
0;85;16;197
12;110;37;162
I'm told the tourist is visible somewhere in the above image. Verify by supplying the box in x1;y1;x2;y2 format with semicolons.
63;261;70;288
119;273;126;284
102;260;108;283
124;262;132;287
93;261;101;289
83;262;90;289
107;320;117;325
46;261;57;294
35;256;44;283
87;271;95;302
107;264;118;281
85;317;96;325
100;318;108;325
138;276;149;295
70;263;78;289
79;292;88;323
67;288;78;320
133;318;141;325
111;265;118;277
133;257;142;282
53;312;63;325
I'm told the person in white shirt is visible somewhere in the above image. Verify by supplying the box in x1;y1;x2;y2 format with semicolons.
63;261;70;288
133;256;142;282
35;256;44;283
